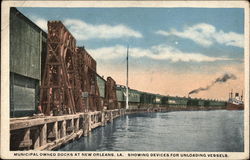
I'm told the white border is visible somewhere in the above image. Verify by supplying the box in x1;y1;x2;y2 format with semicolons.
1;1;249;160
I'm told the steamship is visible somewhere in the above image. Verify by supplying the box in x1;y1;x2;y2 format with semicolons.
227;91;244;110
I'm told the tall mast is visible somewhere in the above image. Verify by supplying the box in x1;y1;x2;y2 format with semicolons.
126;45;129;109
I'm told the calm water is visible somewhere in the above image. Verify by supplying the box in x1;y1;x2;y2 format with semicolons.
59;110;244;152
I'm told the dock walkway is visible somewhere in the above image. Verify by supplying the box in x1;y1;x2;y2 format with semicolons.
10;109;125;151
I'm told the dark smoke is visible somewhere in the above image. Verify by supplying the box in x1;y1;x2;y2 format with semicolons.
214;73;236;83
188;85;212;95
188;73;237;95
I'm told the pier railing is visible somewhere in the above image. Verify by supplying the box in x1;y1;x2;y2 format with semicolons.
10;109;126;151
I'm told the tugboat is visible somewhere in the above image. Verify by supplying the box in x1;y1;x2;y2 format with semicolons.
227;90;244;110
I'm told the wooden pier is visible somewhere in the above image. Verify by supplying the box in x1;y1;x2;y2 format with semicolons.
10;109;125;151
10;106;227;151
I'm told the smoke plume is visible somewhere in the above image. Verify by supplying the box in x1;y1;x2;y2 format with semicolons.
188;73;236;95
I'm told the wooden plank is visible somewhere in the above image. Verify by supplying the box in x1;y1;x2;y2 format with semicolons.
76;129;83;137
91;122;102;129
38;129;84;151
10;114;79;130
10;121;30;130
10;117;51;130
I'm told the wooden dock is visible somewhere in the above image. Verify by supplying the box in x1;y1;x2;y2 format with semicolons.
10;106;226;151
10;109;125;151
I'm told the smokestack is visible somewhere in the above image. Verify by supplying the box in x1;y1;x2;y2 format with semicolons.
241;90;243;100
235;93;239;97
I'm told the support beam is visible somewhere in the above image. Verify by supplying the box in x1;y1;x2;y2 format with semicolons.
19;128;32;149
74;118;79;132
61;120;66;138
33;128;40;149
40;124;47;147
53;121;58;140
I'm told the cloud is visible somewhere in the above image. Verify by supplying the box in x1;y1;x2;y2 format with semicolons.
30;16;47;32
88;45;126;60
88;44;232;62
63;19;142;40
156;23;244;48
27;17;142;40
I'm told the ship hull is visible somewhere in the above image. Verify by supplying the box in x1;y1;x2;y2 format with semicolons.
227;103;244;110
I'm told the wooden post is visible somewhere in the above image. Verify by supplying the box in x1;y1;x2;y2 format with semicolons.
53;121;58;140
88;114;92;132
101;112;105;126
75;118;79;132
91;115;94;125
33;128;40;149
61;120;66;138
71;119;74;133
83;114;89;136
86;97;89;112
110;111;113;122
19;128;32;149
40;124;47;146
92;115;95;124
95;114;98;123
79;117;84;130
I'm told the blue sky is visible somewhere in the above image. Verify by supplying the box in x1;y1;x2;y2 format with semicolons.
16;7;245;99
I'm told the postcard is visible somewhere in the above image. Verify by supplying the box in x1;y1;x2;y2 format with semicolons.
1;0;249;159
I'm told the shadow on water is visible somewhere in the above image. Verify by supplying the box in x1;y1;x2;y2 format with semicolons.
58;110;244;152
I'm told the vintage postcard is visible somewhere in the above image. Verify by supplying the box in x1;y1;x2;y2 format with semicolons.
1;0;249;159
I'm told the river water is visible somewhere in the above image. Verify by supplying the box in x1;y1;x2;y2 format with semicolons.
59;110;244;152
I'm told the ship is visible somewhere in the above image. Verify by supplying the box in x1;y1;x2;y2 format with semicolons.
227;91;244;110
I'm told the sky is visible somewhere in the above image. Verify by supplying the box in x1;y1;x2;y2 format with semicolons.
17;7;245;101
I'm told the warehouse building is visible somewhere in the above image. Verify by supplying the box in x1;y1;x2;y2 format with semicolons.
10;7;47;117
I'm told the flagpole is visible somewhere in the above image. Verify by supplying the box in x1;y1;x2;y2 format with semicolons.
126;45;129;109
